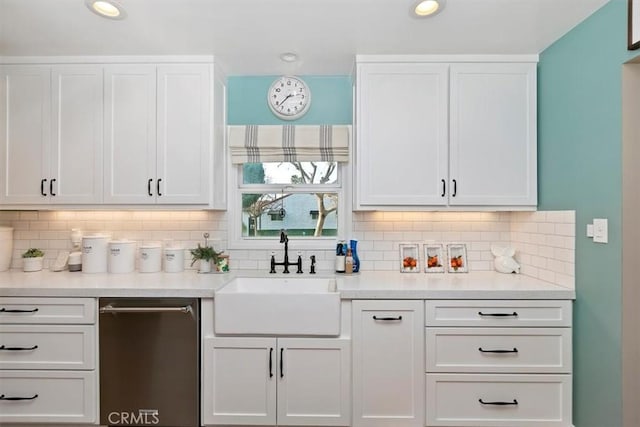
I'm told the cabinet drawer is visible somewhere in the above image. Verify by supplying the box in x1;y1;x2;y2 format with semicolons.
426;373;572;426
426;328;571;373
0;370;97;424
0;324;95;370
0;297;96;324
425;300;571;327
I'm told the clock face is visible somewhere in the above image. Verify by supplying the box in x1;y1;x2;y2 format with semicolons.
267;76;311;120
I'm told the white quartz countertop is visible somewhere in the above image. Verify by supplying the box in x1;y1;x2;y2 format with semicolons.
0;269;575;300
336;271;575;299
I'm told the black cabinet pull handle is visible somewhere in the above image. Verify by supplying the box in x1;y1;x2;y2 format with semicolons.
0;308;39;313
478;347;518;354
441;179;446;197
373;315;402;321
280;348;284;378
0;345;38;351
148;179;153;196
478;311;518;317
269;348;273;378
50;179;56;196
0;394;39;401
479;398;518;406
40;179;47;196
452;179;457;197
157;178;162;197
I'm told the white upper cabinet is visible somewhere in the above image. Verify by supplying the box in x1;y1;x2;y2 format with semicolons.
355;57;537;210
449;63;537;206
356;63;449;206
0;65;51;204
103;64;157;204
51;65;104;204
1;58;222;209
156;64;211;204
0;65;103;205
104;63;212;205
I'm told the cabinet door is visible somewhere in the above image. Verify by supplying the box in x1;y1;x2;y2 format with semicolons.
156;64;211;204
277;338;351;426
0;65;51;204
51;65;103;204
352;300;425;427
449;63;537;206
202;337;277;425
356;63;449;207
103;64;157;204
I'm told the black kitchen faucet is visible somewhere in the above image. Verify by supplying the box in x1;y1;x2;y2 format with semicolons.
270;229;302;274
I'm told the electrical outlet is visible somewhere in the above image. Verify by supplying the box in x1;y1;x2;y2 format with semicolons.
593;218;608;244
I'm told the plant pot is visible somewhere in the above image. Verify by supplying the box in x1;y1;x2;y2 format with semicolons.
198;259;211;273
23;257;43;272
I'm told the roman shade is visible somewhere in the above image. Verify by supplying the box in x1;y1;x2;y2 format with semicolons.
228;125;350;164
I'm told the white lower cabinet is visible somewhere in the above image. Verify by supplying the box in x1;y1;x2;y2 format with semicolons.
352;300;425;427
0;370;97;424
203;336;351;426
0;297;98;425
425;300;573;427
426;374;571;427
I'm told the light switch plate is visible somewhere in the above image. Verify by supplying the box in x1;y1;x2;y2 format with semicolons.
586;224;594;237
593;218;608;244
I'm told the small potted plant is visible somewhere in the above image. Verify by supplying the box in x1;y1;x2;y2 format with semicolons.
190;244;224;274
22;248;45;272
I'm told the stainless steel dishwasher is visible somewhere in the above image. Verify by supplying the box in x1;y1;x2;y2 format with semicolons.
99;298;200;427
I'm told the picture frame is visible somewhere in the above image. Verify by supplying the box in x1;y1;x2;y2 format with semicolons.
447;243;468;273
424;243;445;273
630;0;640;50
399;243;420;273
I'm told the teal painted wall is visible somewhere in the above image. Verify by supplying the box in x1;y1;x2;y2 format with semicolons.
539;1;636;425
227;76;352;125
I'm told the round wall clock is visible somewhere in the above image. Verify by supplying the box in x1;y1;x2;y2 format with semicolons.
267;76;311;120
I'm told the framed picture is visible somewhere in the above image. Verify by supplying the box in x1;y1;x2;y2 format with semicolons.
399;243;420;273
424;243;445;273
630;0;640;50
447;243;468;273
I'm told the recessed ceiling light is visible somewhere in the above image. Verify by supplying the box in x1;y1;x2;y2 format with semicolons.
280;52;299;63
413;0;445;17
85;0;126;20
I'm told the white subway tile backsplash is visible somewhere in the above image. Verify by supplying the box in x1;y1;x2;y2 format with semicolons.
2;208;575;289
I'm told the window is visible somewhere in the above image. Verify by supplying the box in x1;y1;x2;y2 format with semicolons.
228;124;352;250
241;162;340;237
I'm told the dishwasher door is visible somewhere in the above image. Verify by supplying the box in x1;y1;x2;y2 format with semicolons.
99;298;200;427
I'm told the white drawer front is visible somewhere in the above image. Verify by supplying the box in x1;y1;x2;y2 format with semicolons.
0;324;96;370
0;370;97;424
426;373;572;427
426;328;571;373
425;300;572;327
0;298;96;324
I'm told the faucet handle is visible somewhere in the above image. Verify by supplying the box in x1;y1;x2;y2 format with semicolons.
296;252;303;274
310;255;316;274
270;251;276;274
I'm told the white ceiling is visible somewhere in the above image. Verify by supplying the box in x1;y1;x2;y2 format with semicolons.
0;0;610;75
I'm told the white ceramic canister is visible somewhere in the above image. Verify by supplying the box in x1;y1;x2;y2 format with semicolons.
163;247;184;273
139;243;162;273
0;226;13;272
108;240;136;274
81;234;109;273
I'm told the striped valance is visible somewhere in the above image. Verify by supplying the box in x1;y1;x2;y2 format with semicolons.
229;125;350;164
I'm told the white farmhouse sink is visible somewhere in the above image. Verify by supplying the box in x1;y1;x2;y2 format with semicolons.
214;277;340;336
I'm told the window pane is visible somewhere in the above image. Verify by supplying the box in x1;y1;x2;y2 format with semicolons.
242;192;338;237
242;162;338;185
